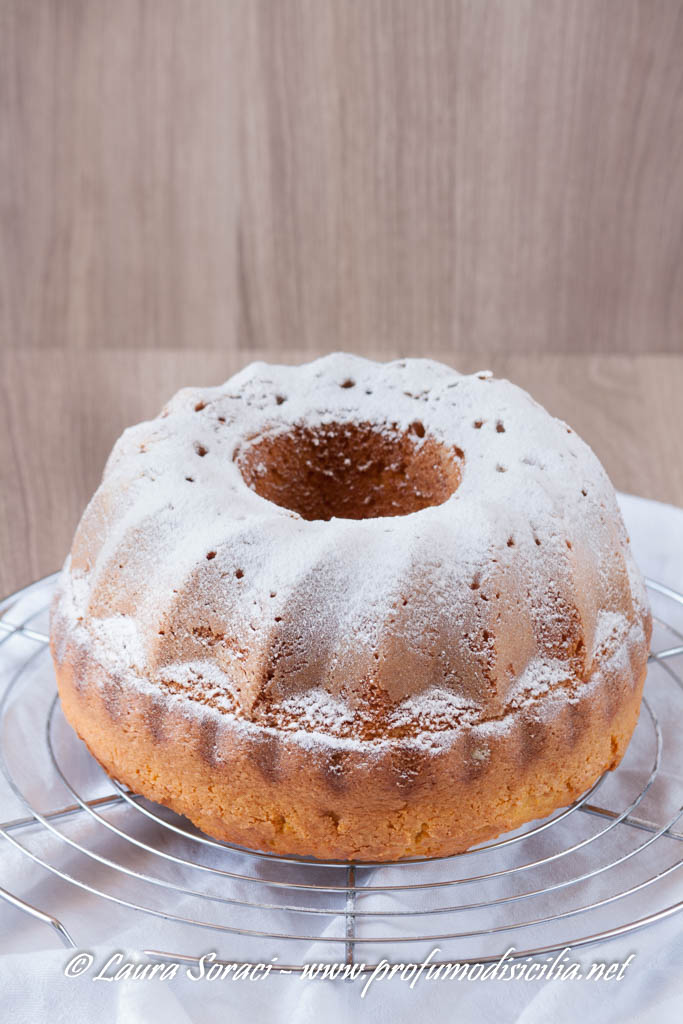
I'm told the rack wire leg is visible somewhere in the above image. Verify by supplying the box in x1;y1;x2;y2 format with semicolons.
0;881;76;948
344;864;356;971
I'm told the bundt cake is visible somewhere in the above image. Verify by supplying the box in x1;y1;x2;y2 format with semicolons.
50;353;652;861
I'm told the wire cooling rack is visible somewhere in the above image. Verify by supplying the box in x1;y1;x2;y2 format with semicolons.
0;573;682;973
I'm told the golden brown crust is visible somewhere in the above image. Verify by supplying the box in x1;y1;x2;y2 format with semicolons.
52;625;648;862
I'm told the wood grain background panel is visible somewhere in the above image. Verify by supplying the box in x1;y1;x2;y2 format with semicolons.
1;0;682;354
1;2;682;592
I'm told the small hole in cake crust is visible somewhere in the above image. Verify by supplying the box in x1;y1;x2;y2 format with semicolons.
270;591;277;598
496;420;505;433
496;464;507;473
275;394;286;405
195;443;208;457
507;536;515;547
473;420;484;429
470;578;480;590
194;401;206;412
340;378;355;389
206;551;216;560
185;476;194;483
581;488;587;497
235;568;244;579
218;416;226;423
535;537;541;546
566;539;572;549
411;420;425;438
483;629;491;641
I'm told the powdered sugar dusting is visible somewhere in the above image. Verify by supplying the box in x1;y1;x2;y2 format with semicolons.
53;564;647;755
52;352;651;750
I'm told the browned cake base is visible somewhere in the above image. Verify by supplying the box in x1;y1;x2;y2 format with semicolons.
53;631;647;862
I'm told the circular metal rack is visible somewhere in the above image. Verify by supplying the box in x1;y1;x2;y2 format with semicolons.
0;573;682;973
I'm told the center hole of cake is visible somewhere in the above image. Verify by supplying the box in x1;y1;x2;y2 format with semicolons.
235;422;463;521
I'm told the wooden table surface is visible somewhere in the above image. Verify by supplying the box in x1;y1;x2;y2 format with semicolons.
1;348;681;597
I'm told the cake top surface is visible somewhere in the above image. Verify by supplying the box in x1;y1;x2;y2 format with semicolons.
52;353;651;751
